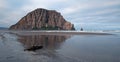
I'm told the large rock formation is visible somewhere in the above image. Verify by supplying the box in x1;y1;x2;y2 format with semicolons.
9;8;75;30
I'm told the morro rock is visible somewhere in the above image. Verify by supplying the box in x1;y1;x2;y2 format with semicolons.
9;8;75;30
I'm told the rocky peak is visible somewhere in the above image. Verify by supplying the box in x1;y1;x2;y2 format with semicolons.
9;8;75;30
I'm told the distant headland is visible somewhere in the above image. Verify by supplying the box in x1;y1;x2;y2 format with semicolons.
9;8;75;30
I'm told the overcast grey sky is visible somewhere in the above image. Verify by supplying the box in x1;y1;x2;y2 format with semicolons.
0;0;120;30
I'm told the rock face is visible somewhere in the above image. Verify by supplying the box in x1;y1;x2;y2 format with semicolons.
9;8;75;30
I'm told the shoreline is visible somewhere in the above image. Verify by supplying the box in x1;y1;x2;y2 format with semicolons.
3;30;113;35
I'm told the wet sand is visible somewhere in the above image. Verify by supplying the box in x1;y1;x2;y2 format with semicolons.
0;30;119;62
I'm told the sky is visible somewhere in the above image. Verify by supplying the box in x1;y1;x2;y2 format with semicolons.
0;0;120;30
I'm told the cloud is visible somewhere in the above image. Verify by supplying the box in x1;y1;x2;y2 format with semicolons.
0;10;25;27
63;0;120;15
21;0;67;11
0;0;7;9
0;0;10;14
61;0;120;25
61;6;80;15
0;0;120;30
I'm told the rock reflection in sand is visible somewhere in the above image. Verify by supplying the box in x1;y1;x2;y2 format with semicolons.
0;32;81;62
18;35;70;50
17;35;78;62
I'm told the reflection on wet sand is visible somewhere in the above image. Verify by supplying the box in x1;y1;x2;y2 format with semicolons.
1;32;81;62
17;35;73;60
18;35;71;51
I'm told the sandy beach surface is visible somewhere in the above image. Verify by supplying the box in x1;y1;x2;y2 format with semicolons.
0;30;120;62
2;30;113;35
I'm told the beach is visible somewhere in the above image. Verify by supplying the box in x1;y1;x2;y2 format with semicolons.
0;30;120;62
5;30;113;35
